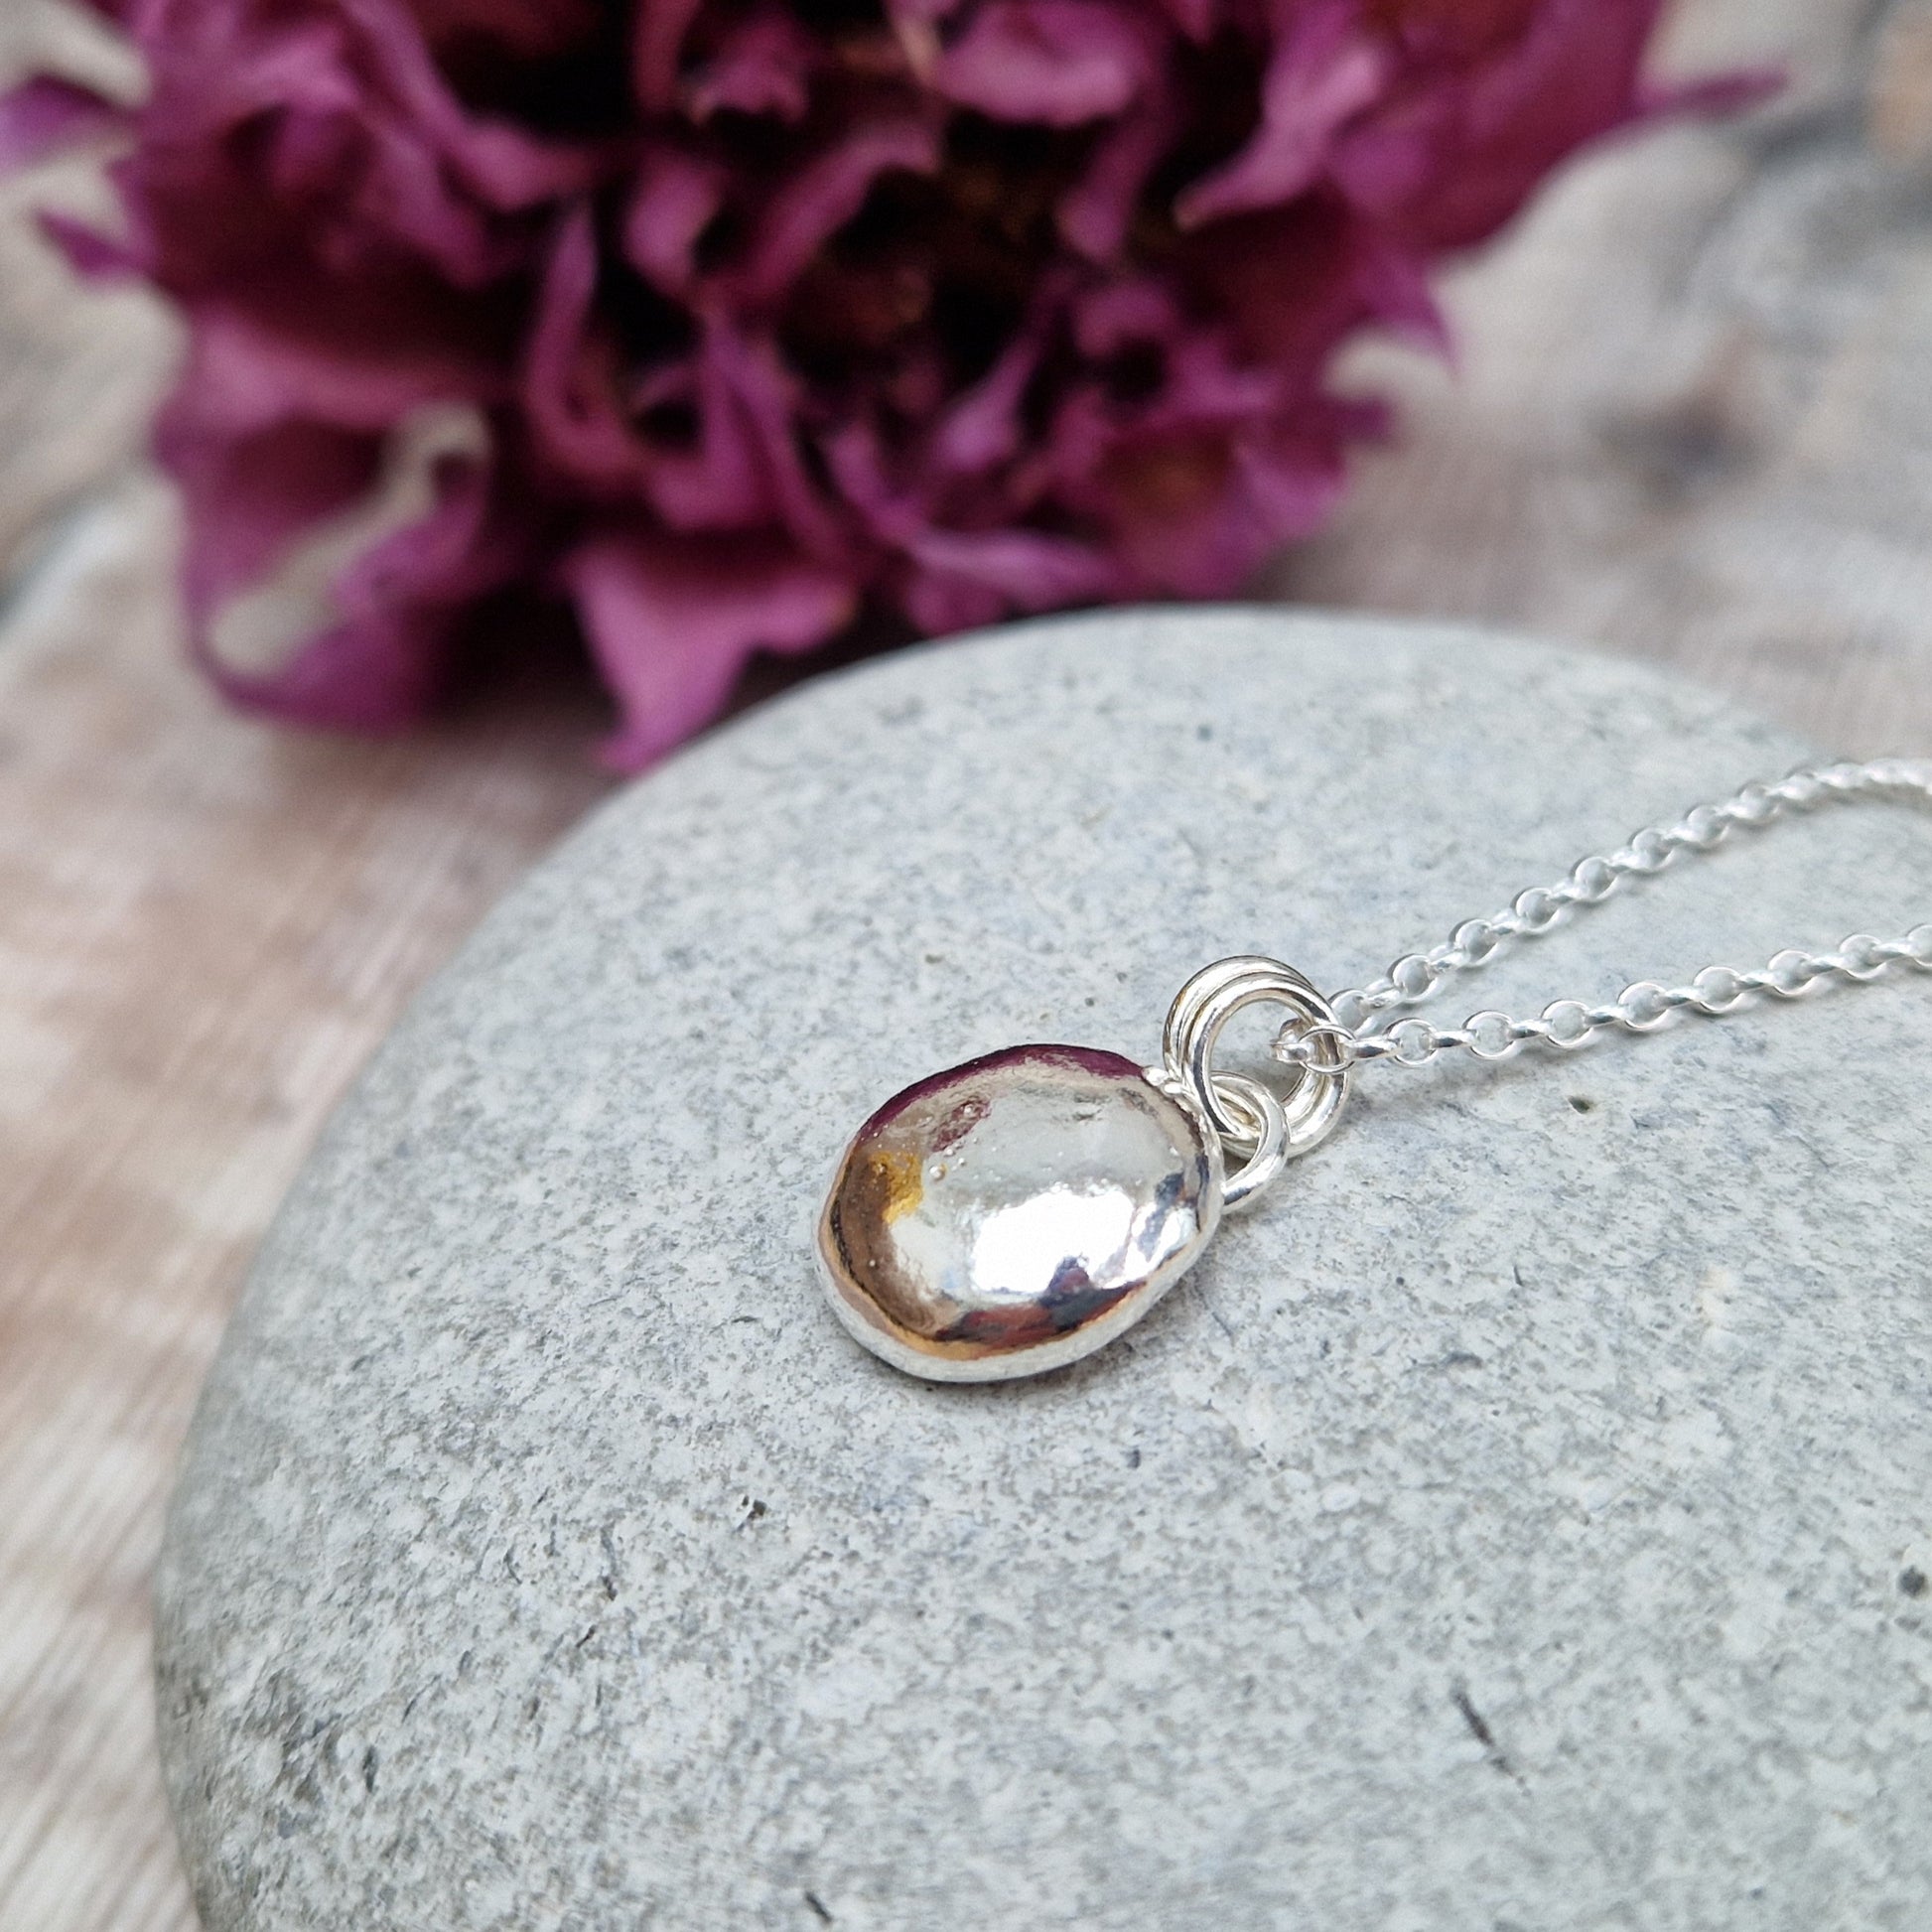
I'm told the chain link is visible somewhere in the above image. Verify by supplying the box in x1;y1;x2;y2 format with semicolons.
1271;759;1932;1071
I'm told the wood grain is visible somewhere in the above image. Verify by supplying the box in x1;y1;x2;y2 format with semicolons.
1;3;1928;1927
0;478;613;1932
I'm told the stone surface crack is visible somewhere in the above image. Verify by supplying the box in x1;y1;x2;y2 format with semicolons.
1452;1685;1525;1787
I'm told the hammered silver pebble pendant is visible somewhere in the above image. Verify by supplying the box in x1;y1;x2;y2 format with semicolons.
816;761;1932;1383
819;959;1350;1381
818;1045;1221;1382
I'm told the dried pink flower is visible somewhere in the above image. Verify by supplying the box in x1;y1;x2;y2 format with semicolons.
5;0;1768;764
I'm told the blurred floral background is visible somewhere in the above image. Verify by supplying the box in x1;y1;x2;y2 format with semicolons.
4;0;1762;763
2;2;1931;1928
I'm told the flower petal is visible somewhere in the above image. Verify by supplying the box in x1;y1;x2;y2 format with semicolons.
1058;80;1177;260
1174;1;1385;228
935;0;1151;126
408;0;602;62
522;207;653;492
167;412;382;630
1087;422;1349;595
155;298;510;647
621;146;729;294
157;339;515;729
1156;0;1219;41
633;0;710;114
343;0;604;211
928;274;1069;474
686;8;815;123
1180;198;1445;377
628;337;772;531
37;209;146;279
906;525;1117;607
1334;0;1705;246
195;450;514;729
0;75;128;168
699;327;855;562
561;531;855;767
740;120;940;302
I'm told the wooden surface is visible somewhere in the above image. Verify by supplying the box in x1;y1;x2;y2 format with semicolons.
2;2;1929;1927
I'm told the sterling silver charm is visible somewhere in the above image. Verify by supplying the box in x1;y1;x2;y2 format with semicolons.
817;1046;1222;1383
819;760;1932;1383
819;959;1349;1382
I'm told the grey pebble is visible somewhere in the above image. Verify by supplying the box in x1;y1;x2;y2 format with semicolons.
158;609;1932;1930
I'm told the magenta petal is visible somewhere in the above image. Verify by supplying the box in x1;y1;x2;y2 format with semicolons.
448;120;605;211
1176;197;1441;385
523;207;653;491
821;422;901;530
1348;230;1449;355
701;328;853;561
1096;427;1347;596
630;340;769;531
1071;279;1179;357
622;147;729;293
257;464;500;722
1356;0;1689;248
157;323;382;619
407;0;603;60
156;292;507;640
37;209;146;279
900;526;1120;634
625;322;847;553
929;339;1040;476
0;75;128;167
562;532;856;768
687;8;814;123
1153;0;1217;42
929;276;1070;474
177;301;498;438
170;416;380;627
1174;2;1385;228
633;0;710;113
741;121;940;302
1059;83;1176;260
1637;66;1785;122
198;455;510;729
1230;435;1349;544
203;603;457;730
901;571;1003;633
344;0;602;212
906;527;1118;607
935;0;1151;126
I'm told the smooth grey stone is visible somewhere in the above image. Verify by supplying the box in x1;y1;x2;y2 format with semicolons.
157;610;1932;1931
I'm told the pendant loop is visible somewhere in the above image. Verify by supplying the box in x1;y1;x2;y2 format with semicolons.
1204;1071;1290;1208
1161;955;1351;1182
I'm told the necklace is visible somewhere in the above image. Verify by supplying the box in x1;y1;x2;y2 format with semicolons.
817;759;1932;1383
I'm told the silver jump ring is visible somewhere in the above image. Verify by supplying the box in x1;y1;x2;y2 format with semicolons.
1210;1073;1289;1209
1274;1020;1357;1064
1161;954;1351;1174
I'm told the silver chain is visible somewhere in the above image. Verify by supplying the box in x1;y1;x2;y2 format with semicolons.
1271;759;1932;1072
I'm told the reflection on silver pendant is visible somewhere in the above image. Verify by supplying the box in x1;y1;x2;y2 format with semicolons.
818;1045;1223;1383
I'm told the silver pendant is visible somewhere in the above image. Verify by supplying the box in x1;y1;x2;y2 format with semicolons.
819;762;1932;1381
818;959;1351;1382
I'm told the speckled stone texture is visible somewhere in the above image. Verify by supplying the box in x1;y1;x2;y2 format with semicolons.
156;611;1932;1931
